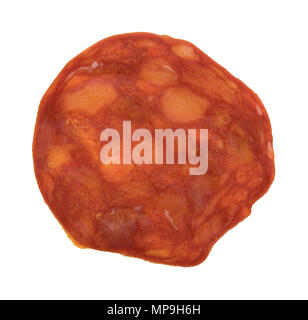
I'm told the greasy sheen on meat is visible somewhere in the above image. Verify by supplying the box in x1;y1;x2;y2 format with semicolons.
33;33;275;266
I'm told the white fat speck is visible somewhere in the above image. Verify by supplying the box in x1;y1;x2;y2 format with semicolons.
164;210;179;230
110;208;116;215
256;104;263;116
64;66;91;83
65;71;75;82
135;206;142;211
267;142;274;159
91;61;99;69
78;66;91;71
162;65;175;72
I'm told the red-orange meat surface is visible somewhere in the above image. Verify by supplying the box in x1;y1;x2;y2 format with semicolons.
33;33;275;266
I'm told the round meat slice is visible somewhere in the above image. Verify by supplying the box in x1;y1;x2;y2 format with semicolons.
33;32;275;267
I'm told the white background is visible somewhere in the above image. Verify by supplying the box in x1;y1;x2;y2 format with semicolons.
0;0;307;300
